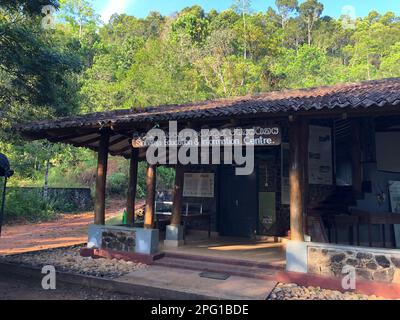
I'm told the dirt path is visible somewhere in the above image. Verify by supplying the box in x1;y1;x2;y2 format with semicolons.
0;199;144;256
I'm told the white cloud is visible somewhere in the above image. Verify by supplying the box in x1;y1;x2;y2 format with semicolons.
101;0;134;23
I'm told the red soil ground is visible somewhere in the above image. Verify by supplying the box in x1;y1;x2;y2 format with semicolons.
0;199;144;255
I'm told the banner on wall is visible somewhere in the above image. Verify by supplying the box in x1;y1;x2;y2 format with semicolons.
308;125;333;185
183;173;214;198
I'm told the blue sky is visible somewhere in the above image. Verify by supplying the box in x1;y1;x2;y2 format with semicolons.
95;0;400;23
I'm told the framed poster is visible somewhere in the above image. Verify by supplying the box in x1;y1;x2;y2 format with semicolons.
183;173;214;198
389;181;400;248
259;192;276;234
376;132;400;173
308;125;333;185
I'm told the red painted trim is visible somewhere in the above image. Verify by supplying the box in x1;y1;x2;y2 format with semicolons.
276;271;400;299
79;247;164;265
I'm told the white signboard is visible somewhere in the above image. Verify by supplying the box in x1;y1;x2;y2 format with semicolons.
389;181;400;248
308;125;333;185
183;173;214;198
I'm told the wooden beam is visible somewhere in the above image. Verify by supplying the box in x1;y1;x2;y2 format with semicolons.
48;133;93;143
351;119;363;197
109;135;129;147
73;136;101;147
170;165;184;226
144;164;156;229
94;130;110;225
289;118;307;241
126;146;139;225
111;143;132;154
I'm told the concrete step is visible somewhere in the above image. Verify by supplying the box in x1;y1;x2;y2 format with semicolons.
162;251;283;270
154;255;280;281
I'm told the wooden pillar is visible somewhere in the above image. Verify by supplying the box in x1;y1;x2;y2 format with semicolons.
289;118;308;241
351;119;363;197
171;165;184;226
144;164;156;229
301;118;309;236
94;130;110;225
126;146;139;225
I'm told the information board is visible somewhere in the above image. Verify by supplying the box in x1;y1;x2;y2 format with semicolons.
183;173;214;198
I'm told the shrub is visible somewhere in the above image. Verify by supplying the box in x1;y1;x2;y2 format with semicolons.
106;172;129;196
4;188;56;223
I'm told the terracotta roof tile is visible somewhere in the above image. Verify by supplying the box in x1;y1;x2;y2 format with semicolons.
16;78;400;134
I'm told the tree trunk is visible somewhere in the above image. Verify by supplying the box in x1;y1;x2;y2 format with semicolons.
43;159;50;200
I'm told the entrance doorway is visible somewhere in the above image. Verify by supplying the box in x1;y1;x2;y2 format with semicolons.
218;166;258;237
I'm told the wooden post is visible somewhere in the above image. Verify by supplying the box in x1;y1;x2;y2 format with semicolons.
289;118;307;241
171;165;184;226
351;119;362;197
144;164;156;229
301;118;309;236
94;130;109;225
126;146;139;225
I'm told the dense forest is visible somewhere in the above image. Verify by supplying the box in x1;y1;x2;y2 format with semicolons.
1;0;400;221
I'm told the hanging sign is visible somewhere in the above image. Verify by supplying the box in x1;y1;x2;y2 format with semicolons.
132;125;281;148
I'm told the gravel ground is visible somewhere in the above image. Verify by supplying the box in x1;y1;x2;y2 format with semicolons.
268;283;387;300
0;245;146;279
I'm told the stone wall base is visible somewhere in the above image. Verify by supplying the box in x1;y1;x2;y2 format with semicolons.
87;225;160;256
286;240;400;284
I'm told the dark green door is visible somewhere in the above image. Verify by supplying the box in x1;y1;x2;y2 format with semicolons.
219;166;258;237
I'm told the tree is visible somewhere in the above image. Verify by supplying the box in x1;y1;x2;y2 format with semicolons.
232;0;252;59
171;11;209;45
298;0;324;45
275;0;298;29
272;45;337;88
0;0;82;142
380;43;400;78
58;0;99;39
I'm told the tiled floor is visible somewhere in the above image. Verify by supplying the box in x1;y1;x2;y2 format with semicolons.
160;232;286;268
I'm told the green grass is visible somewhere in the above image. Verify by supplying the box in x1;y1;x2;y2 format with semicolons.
105;213;124;226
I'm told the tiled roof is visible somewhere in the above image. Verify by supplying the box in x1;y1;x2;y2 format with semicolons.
17;78;400;134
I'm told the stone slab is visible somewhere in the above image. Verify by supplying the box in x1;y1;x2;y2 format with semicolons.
286;240;308;273
117;265;277;300
164;240;185;248
135;228;159;255
166;225;184;241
